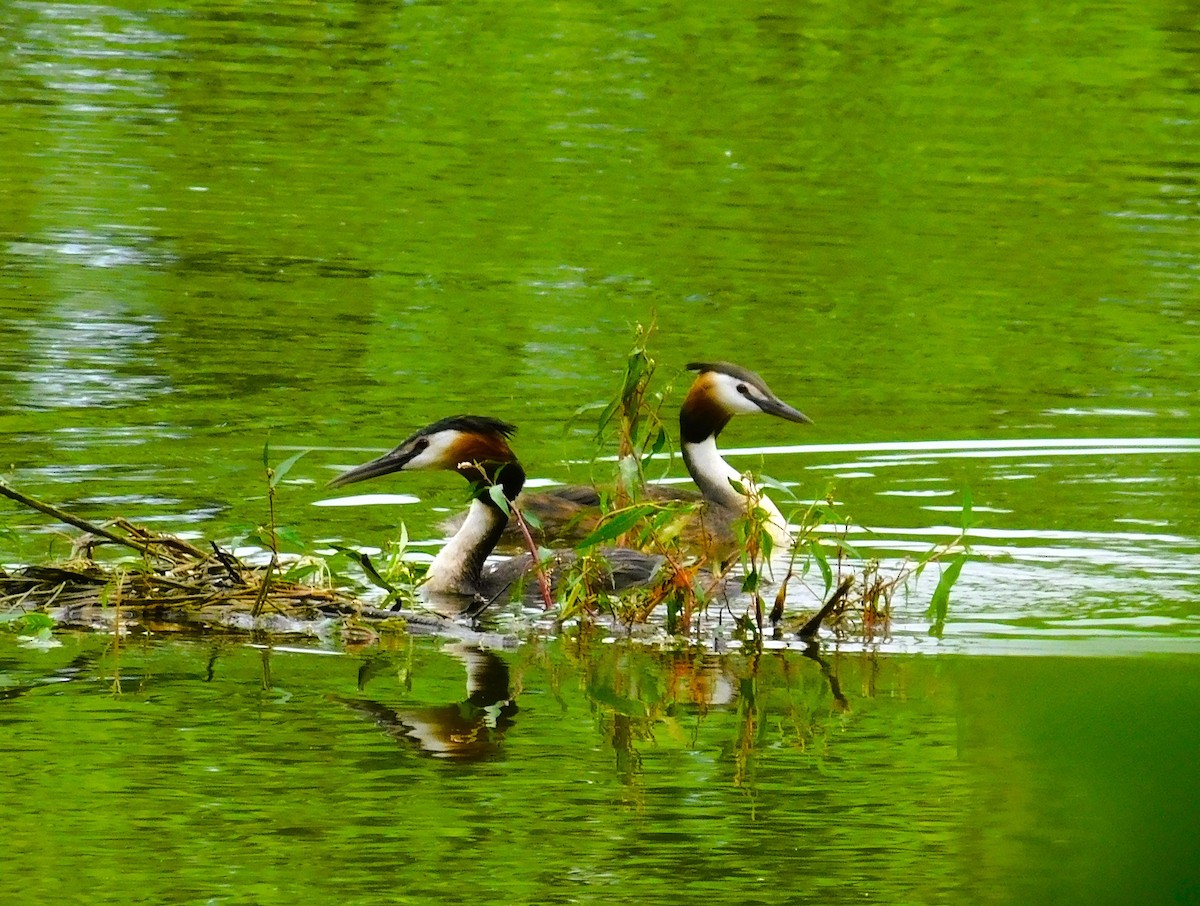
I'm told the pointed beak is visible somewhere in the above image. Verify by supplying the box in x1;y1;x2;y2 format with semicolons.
757;396;813;425
327;449;416;488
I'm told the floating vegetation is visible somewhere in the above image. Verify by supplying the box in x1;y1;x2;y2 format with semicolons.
0;325;972;647
0;480;419;639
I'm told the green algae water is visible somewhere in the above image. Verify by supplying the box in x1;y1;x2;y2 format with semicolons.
2;0;1199;902
3;636;1197;905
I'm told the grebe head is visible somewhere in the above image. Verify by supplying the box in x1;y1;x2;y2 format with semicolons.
681;362;811;442
329;415;523;500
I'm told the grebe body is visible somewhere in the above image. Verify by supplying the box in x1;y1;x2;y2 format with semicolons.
329;415;662;614
457;362;811;557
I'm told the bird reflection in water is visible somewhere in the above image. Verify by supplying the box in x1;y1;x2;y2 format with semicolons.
334;642;517;761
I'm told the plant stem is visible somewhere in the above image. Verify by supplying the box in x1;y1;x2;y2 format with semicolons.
512;503;555;610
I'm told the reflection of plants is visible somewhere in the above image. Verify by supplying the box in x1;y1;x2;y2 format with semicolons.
539;636;849;790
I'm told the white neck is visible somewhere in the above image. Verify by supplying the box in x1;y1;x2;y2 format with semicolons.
682;436;790;544
424;498;505;597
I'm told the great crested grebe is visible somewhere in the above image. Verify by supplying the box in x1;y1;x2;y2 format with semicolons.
456;362;811;556
328;415;662;614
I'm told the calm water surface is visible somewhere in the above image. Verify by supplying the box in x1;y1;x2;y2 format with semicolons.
3;635;1198;905
1;1;1199;902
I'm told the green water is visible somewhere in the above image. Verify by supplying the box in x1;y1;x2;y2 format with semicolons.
2;636;1198;905
2;0;1199;901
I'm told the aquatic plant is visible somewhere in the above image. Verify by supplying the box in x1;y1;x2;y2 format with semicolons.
552;324;972;639
0;322;971;643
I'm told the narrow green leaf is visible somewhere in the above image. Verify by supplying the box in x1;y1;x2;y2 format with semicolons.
642;427;667;467
926;554;968;636
759;530;774;561
595;397;620;437
262;439;270;469
276;526;304;549
577;506;652;549
328;544;396;593
836;538;866;562
808;539;833;596
245;531;270;550
757;473;794;497
270;448;310;488
572;400;608;418
280;562;321;583
519;507;543;530
961;486;974;531
488;483;511;515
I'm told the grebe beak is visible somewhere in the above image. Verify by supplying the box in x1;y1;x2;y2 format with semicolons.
756;395;813;425
328;447;419;488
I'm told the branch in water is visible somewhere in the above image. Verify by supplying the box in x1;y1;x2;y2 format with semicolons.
0;480;207;560
797;576;854;640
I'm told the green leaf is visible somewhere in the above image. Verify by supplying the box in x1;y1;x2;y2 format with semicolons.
759;530;774;561
15;612;55;633
276;526;304;549
262;439;270;469
519;507;542;530
927;554;968;636
741;569;759;593
960;486;974;531
328;544;397;594
577;506;652;549
757;473;795;498
572;400;608;418
270;449;310;488
280;562;322;583
595;397;620;438
244;531;271;550
808;539;833;596
835;538;866;562
487;483;511;515
642;426;667;466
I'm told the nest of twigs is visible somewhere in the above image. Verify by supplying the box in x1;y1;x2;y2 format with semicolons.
0;481;406;636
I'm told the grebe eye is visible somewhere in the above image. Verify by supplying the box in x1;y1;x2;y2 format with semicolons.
736;383;750;395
